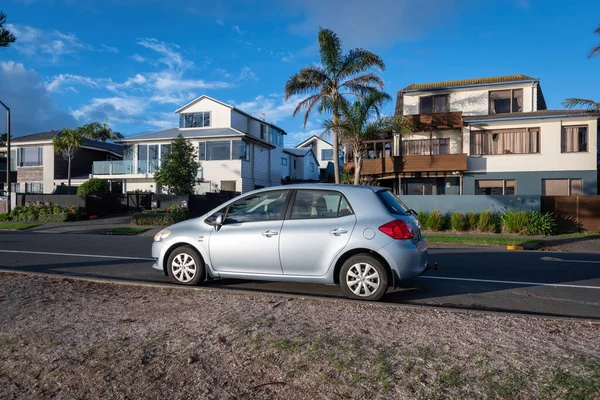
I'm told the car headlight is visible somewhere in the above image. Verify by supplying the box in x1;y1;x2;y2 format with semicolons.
154;229;172;242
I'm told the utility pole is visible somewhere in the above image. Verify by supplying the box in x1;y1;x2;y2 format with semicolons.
0;100;11;213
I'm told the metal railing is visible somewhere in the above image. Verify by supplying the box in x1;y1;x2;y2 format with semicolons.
93;160;135;175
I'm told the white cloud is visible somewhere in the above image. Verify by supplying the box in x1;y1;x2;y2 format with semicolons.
230;94;306;125
232;25;245;35
46;74;103;92
238;66;259;82
216;19;224;26
101;44;119;53
71;97;146;124
136;38;192;71
215;66;258;82
286;128;326;147
0;61;76;135
286;0;456;47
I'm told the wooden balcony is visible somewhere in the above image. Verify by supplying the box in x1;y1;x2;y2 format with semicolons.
405;111;463;130
361;153;468;175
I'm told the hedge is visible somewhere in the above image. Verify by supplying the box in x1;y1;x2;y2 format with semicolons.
37;214;73;223
131;213;176;226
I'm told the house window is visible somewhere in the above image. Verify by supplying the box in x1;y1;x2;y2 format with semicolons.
232;141;249;161
269;127;283;146
402;138;450;156
561;126;588;153
366;141;393;159
281;157;288;166
542;179;583;196
471;128;539;155
260;124;266;140
24;182;43;194
179;112;211;128
199;143;206;160
10;150;17;171
489;89;523;114
149;144;159;173
419;95;448;114
475;179;516;195
206;141;231;160
17;147;43;167
293;159;297;169
137;144;148;173
321;149;333;161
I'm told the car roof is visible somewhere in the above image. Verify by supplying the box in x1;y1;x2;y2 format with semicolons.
251;184;386;194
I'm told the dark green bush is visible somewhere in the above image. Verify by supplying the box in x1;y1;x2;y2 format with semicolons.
132;213;176;226
417;211;429;230
450;211;467;231
38;214;72;223
478;211;498;233
0;213;10;221
426;210;446;231
466;212;478;231
77;179;110;196
524;212;555;236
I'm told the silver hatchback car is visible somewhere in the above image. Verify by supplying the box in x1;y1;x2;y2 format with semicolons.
152;184;428;301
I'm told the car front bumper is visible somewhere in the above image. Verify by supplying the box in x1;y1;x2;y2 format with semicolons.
151;240;166;272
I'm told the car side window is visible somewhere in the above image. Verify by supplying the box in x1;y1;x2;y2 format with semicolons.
290;190;353;220
224;190;288;224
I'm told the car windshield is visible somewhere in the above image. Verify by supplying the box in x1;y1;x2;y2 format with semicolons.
376;190;409;216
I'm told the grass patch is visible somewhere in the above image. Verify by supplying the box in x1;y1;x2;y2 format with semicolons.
107;227;150;235
0;223;38;230
436;366;465;389
426;235;542;248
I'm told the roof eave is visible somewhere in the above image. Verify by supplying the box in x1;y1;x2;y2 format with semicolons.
465;113;599;124
403;79;539;93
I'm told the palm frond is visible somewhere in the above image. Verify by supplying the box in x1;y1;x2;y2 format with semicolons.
340;48;386;77
292;94;324;127
0;11;17;49
587;24;600;58
562;98;600;111
342;73;385;90
318;28;343;75
284;66;329;99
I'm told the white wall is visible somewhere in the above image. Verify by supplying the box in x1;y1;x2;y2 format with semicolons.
464;116;598;173
298;137;334;170
43;144;55;193
231;110;249;133
281;153;292;179
402;129;463;154
403;83;537;116
253;143;270;187
177;97;232;129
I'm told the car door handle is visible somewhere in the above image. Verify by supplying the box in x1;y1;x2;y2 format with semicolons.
262;230;279;238
329;228;348;236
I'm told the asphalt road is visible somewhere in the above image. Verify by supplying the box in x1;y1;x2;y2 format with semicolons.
1;231;599;319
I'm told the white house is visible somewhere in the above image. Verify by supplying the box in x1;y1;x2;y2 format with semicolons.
92;95;288;194
352;74;599;196
281;148;320;181
296;135;344;181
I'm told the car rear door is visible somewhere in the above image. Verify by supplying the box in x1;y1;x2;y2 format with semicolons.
279;189;357;276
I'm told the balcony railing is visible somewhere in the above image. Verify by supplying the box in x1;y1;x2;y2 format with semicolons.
93;160;135;175
361;153;468;175
405;111;463;130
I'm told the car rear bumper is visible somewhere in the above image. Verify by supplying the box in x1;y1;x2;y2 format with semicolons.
379;239;428;281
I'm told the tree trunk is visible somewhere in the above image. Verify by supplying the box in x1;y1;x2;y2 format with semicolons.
353;152;362;185
332;109;341;184
67;157;72;193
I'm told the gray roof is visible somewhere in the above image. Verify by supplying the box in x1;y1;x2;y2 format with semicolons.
120;127;246;142
12;131;60;143
81;138;123;155
284;147;311;157
464;109;600;122
10;130;122;156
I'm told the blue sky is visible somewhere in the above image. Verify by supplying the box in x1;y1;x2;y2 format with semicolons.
1;0;599;146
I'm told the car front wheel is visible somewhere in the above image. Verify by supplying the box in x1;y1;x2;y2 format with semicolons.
167;246;205;286
340;254;388;301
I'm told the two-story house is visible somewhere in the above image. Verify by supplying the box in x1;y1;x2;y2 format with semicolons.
280;147;320;182
92;95;288;194
0;131;123;194
295;135;339;181
354;74;599;196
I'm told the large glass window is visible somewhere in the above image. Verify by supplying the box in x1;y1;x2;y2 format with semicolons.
475;180;516;195
179;112;211;128
17;147;43;167
419;95;448;113
561;126;588;153
269;127;283;146
489;89;523;114
290;190;353;219
402;138;450;156
224;190;289;223
137;144;148;173
10;150;16;171
542;179;583;196
321;149;333;161
281;157;288;166
260;124;267;140
232;141;249;161
206;141;231;160
149;144;159;173
471;128;539;155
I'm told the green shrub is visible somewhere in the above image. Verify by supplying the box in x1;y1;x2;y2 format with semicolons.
142;209;168;214
465;212;478;231
168;205;188;222
131;213;176;226
450;211;467;231
524;212;555;236
417;211;429;230
77;179;110;196
0;213;9;221
426;210;446;231
38;214;72;223
4;203;83;222
501;210;529;234
478;211;498;233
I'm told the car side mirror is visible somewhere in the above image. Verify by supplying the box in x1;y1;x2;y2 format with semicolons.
215;213;224;226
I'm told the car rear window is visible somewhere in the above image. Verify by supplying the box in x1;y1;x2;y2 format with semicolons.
376;190;409;216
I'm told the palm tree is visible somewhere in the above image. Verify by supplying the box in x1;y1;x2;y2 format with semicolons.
0;11;16;49
323;92;412;185
53;129;83;193
562;98;600;112
79;121;124;142
284;28;385;183
588;24;600;58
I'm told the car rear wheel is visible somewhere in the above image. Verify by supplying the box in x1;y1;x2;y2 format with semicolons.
167;246;205;286
340;254;388;301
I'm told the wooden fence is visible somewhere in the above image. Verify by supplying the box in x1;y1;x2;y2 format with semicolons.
541;196;600;233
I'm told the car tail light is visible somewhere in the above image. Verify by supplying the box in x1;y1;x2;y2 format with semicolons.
379;220;414;240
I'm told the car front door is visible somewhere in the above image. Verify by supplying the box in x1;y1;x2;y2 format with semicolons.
208;190;289;275
279;189;357;276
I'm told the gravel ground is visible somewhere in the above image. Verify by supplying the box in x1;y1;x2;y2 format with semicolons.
0;272;599;400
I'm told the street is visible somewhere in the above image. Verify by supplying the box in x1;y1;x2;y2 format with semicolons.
0;231;599;319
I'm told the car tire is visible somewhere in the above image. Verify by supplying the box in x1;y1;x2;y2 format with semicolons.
340;254;388;301
167;246;205;286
